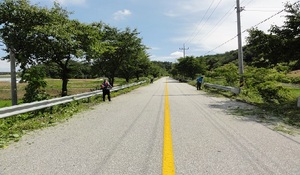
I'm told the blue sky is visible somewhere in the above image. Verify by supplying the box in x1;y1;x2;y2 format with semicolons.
0;0;298;72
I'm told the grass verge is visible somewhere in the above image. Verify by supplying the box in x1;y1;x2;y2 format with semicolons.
0;81;148;149
188;80;300;134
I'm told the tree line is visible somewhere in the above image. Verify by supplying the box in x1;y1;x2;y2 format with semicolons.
0;0;167;98
171;2;300;81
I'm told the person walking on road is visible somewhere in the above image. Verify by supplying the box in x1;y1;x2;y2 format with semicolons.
196;76;203;90
101;79;112;101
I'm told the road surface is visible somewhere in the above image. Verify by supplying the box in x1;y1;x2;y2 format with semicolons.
1;77;300;175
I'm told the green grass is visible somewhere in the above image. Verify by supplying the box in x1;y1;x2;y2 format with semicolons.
289;88;300;98
0;100;12;108
0;77;135;106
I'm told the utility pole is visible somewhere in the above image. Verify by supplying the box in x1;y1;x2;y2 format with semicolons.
179;44;189;58
9;47;18;105
236;0;244;90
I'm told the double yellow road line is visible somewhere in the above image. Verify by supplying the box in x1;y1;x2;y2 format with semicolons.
162;80;175;175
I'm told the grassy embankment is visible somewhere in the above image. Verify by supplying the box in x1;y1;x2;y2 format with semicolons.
192;70;300;132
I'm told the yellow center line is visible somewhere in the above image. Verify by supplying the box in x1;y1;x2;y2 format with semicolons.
162;80;175;175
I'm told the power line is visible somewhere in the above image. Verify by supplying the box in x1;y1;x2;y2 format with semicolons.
200;4;236;43
204;7;286;55
245;9;283;12
241;0;255;7
184;0;216;44
185;0;224;45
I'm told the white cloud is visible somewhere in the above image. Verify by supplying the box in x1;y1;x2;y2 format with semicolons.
164;0;233;18
150;51;183;63
113;9;132;21
170;51;183;58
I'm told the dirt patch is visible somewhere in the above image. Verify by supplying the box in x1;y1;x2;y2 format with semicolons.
287;70;300;77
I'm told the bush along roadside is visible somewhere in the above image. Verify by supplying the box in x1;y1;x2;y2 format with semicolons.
0;81;148;149
188;65;300;129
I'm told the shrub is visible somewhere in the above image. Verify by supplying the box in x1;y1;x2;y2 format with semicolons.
214;63;239;86
22;67;50;103
291;77;300;84
256;81;291;104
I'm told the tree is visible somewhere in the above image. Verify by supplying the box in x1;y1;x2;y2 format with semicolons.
1;1;106;97
270;2;300;69
132;52;151;80
118;28;149;82
245;28;283;67
92;26;148;85
175;56;204;79
33;17;90;96
0;0;55;68
92;25;120;86
151;61;172;74
28;6;106;96
149;63;163;78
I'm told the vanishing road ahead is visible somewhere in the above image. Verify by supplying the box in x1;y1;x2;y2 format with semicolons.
1;77;300;175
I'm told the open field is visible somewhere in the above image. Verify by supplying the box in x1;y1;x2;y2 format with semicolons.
0;75;11;78
0;78;131;107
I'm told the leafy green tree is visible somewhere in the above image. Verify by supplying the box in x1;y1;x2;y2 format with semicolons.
175;56;204;79
132;52;151;80
33;16;94;96
118;28;149;82
42;62;61;79
149;63;163;78
33;9;107;96
92;25;120;85
92;26;148;85
1;1;105;97
170;63;179;78
151;61;173;73
245;28;283;67
0;0;54;69
270;2;300;69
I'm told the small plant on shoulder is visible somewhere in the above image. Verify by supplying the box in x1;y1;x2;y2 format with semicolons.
22;66;50;103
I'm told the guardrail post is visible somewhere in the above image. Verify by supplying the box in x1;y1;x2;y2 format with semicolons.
297;96;300;108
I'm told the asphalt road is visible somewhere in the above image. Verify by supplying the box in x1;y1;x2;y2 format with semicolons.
1;77;300;175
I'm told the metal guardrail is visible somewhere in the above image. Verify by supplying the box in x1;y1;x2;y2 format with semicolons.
0;81;146;119
204;83;240;94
